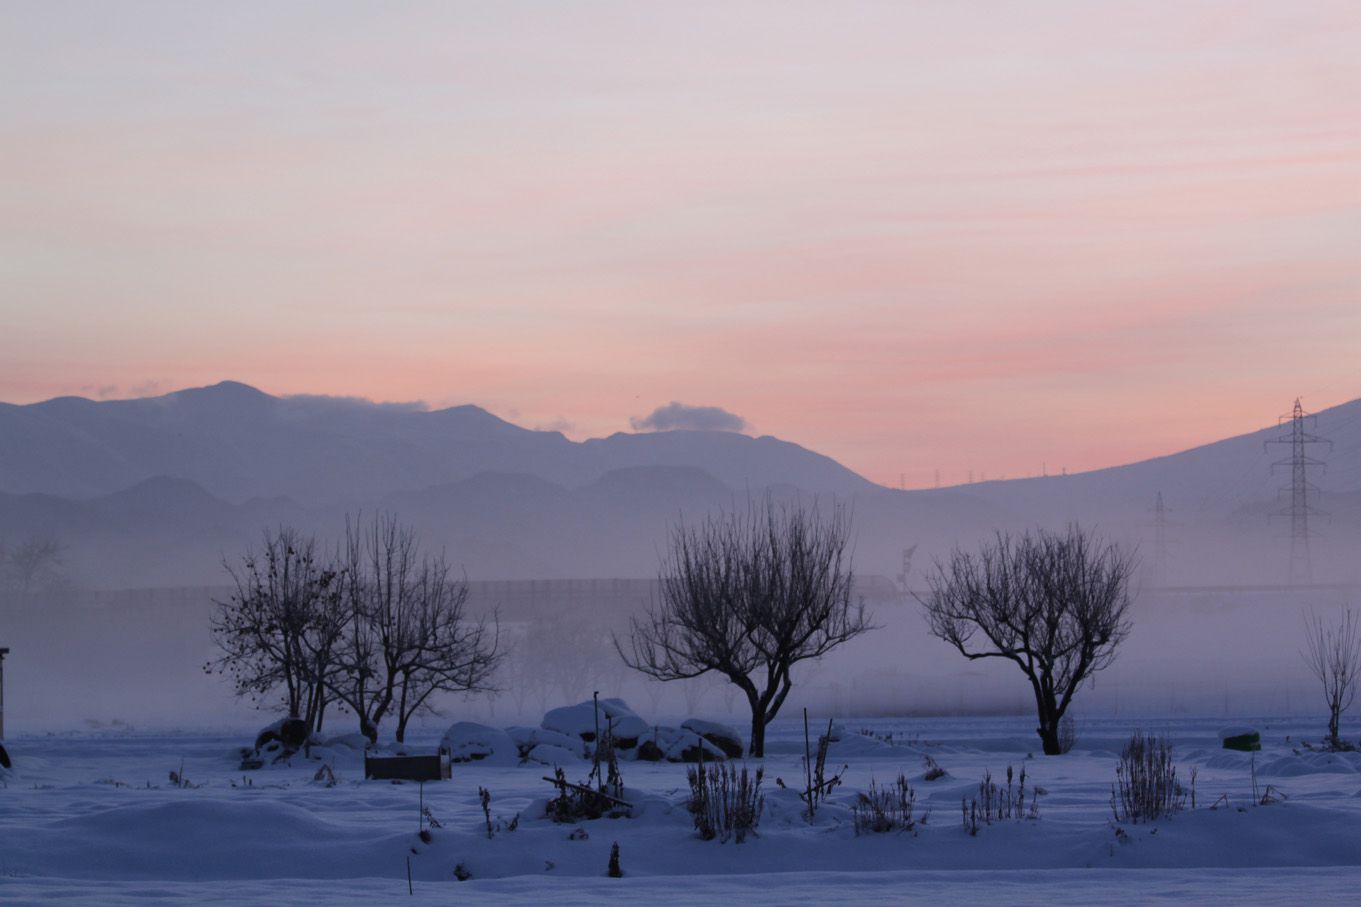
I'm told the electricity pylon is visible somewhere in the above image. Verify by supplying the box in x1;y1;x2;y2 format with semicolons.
1149;491;1175;588
1265;398;1331;584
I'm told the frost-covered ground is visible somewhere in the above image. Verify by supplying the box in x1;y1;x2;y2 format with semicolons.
3;714;1361;905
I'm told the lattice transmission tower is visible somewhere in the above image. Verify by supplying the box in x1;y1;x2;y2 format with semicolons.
1265;398;1331;584
1149;491;1175;588
896;545;917;597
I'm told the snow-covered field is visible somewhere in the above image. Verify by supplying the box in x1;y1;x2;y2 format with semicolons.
3;714;1361;905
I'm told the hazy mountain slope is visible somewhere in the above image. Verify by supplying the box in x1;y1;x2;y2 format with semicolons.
948;397;1361;525
0;382;879;501
1;384;1357;588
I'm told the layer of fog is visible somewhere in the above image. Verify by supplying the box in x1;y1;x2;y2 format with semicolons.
2;576;1352;738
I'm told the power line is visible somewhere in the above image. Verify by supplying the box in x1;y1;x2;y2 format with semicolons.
1265;397;1332;584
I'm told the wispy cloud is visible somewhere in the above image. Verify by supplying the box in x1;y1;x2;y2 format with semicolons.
631;402;747;433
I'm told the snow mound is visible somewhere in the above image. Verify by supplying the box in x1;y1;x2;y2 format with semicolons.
506;725;585;758
525;744;582;767
541;698;649;748
321;733;369;751
682;719;744;758
640;725;728;762
828;731;896;758
1256;751;1361;778
438;722;518;765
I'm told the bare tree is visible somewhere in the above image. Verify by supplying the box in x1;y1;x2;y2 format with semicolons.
519;614;614;707
331;514;501;743
922;526;1134;756
4;535;67;596
1302;608;1361;750
208;528;344;733
618;499;870;757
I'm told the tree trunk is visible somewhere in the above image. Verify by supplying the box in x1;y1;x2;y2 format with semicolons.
749;715;767;758
1034;686;1063;755
1328;707;1341;749
1037;721;1062;756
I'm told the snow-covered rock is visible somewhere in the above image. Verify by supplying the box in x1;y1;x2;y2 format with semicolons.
1219;726;1262;752
542;699;649;748
1219;726;1259;741
254;717;311;753
668;735;726;763
642;725;728;763
682;719;744;759
525;744;583;767
438;722;518;765
242;717;318;768
506;725;586;759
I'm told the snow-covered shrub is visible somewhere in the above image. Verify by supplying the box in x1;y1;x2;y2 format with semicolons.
1112;732;1185;823
438;722;518;766
853;775;919;835
686;762;765;843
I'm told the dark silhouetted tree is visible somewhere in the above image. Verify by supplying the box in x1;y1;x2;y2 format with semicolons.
332;514;501;743
922;526;1134;755
209;527;344;733
619;499;870;757
1302;608;1360;750
4;535;68;596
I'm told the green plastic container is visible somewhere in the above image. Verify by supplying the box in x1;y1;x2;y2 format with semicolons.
1221;731;1261;752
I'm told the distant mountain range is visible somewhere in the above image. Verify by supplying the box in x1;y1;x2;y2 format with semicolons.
1;382;1358;587
0;381;873;502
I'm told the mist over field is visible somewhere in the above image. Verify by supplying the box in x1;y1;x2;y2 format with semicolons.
2;382;1357;733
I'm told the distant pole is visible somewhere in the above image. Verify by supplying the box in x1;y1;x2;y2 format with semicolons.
1265;398;1331;584
896;545;917;596
0;648;8;740
1150;492;1172;588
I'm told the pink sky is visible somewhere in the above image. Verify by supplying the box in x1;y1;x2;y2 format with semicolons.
2;1;1359;487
